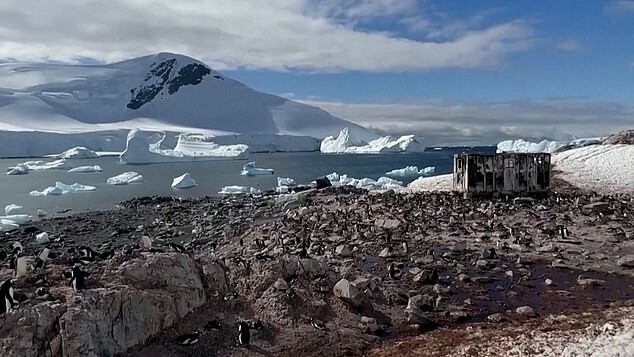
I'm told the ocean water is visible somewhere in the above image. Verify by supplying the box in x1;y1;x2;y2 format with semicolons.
0;147;494;214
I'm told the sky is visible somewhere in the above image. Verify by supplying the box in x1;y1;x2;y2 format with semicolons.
0;0;633;145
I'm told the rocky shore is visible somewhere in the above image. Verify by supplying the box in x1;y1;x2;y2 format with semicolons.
1;181;634;356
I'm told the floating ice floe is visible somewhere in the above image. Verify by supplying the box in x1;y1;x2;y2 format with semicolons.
171;173;198;189
385;165;435;178
6;164;29;175
29;182;96;196
19;159;73;171
120;129;249;164
0;219;20;232
68;165;102;173
240;162;274;176
320;127;425;154
106;171;144;185
218;186;262;195
325;172;405;191
52;146;99;159
275;177;296;194
37;209;49;217
5;204;23;215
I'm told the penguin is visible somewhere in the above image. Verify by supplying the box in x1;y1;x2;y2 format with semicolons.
70;265;87;292
310;318;326;330
402;242;408;254
12;242;23;255
203;320;222;331
168;242;187;253
0;279;16;314
237;321;250;346
387;262;401;279
174;331;199;346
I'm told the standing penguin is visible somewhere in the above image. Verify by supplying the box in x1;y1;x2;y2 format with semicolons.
70;265;88;292
237;321;250;346
0;279;16;314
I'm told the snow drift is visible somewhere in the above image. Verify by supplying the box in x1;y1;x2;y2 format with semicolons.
497;138;602;153
0;52;376;158
321;128;424;154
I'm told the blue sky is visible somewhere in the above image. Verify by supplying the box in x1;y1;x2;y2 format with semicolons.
0;0;632;144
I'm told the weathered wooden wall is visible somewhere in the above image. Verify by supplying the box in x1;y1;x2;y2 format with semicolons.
453;153;550;197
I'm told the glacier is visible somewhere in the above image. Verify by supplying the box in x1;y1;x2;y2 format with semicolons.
0;52;377;158
321;128;424;154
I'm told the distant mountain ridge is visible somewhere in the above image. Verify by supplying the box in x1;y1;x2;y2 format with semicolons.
0;52;376;141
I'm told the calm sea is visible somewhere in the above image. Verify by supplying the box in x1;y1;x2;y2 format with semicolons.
0;147;494;215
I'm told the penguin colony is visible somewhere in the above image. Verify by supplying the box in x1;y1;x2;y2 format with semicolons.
1;188;633;354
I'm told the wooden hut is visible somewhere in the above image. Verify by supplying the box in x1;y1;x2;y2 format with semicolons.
453;153;550;198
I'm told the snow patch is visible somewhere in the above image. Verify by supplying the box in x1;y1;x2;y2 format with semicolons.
171;173;198;189
106;171;143;185
497;137;602;153
408;174;453;192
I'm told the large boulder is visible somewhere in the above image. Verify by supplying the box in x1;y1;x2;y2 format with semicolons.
0;302;67;357
603;130;634;144
333;279;364;308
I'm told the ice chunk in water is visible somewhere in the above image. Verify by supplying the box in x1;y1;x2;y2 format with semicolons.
4;204;23;215
107;171;144;185
68;165;102;173
171;173;198;189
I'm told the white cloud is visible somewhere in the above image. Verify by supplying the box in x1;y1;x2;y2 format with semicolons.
0;0;533;72
604;0;634;14
300;99;634;145
556;39;583;52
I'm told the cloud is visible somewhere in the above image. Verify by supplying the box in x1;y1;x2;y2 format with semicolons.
555;39;583;52
0;0;533;72
299;99;634;146
604;0;634;14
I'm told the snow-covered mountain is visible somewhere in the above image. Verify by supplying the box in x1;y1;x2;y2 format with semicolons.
0;52;376;157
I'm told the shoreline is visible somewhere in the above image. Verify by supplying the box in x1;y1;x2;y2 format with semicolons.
1;181;634;356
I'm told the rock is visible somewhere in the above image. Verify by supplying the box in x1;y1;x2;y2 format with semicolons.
0;302;67;356
335;245;353;257
281;256;329;278
408;294;436;312
374;218;400;230
333;279;364;308
487;313;506;323
378;247;393;258
457;273;470;282
515;305;537;317
405;298;436;330
617;255;634;268
35;232;50;244
450;310;470;322
59;253;206;356
475;259;491;269
360;316;380;333
273;278;289;291
545;278;554;286
413;269;438;285
196;255;229;293
513;197;534;205
582;202;611;214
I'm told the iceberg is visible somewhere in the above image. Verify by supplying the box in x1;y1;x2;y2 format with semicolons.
6;164;29;175
107;171;144;185
68;165;103;173
240;162;274;176
0;219;19;232
218;185;262;195
5;204;23;215
324;172;405;191
385;165;436;178
0;214;31;225
320;128;425;154
120;129;249;164
37;209;49;217
171;172;198;189
496;137;601;154
277;177;296;187
52;146;98;159
30;182;96;196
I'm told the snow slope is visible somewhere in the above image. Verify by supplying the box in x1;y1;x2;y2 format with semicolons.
0;52;376;157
